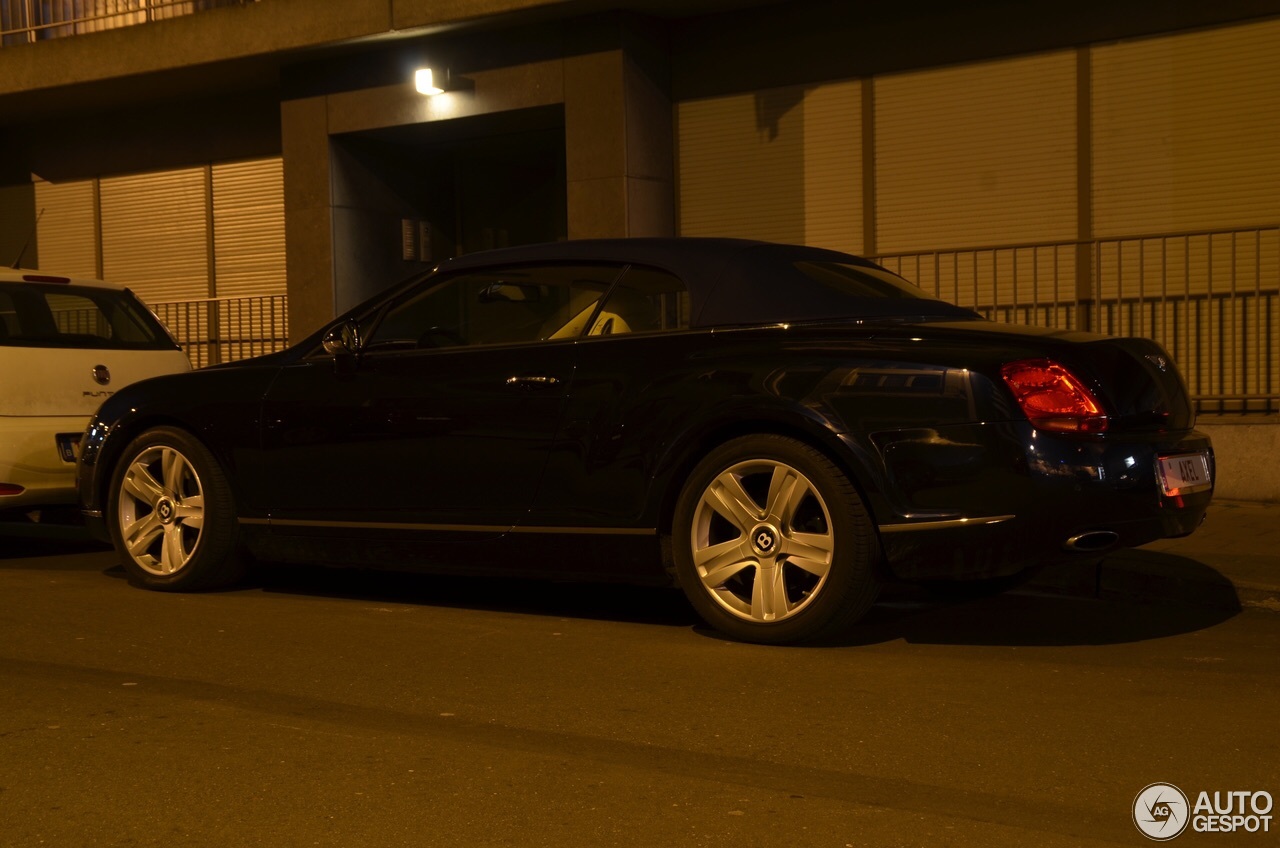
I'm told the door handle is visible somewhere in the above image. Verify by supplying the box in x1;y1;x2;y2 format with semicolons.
506;375;561;388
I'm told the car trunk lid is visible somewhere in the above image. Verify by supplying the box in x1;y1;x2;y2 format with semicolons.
1066;336;1195;431
840;317;1197;431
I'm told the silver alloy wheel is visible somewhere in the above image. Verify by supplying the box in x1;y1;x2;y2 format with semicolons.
689;459;835;623
116;444;206;576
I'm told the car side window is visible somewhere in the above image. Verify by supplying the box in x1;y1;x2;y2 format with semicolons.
584;266;691;337
363;263;625;352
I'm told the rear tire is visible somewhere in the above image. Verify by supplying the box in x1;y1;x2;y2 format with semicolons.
670;435;879;644
106;427;245;591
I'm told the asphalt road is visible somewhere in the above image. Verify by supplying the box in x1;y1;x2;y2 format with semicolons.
2;536;1277;847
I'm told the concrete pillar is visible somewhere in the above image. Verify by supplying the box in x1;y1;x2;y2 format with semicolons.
565;50;674;239
281;95;337;344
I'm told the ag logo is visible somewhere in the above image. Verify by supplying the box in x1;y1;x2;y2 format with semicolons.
1134;783;1190;840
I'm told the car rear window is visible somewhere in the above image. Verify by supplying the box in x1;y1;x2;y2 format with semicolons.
0;284;179;350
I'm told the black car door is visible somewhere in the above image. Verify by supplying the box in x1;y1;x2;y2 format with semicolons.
526;264;702;529
254;262;625;538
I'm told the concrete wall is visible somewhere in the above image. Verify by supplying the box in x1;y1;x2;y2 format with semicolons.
1198;418;1280;502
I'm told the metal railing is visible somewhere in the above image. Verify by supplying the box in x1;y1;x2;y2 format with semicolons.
151;294;288;369
875;225;1280;415
1;0;253;45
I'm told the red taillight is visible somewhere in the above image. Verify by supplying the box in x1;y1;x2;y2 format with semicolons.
1000;359;1108;433
0;483;26;496
21;274;71;284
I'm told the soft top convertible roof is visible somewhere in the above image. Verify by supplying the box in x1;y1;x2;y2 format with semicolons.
436;237;975;327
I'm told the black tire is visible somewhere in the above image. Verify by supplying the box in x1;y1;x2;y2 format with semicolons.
105;426;245;591
669;434;880;644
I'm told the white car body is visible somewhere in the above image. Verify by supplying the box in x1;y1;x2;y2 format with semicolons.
1;269;191;512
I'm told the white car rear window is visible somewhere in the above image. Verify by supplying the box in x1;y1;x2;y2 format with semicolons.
0;283;178;351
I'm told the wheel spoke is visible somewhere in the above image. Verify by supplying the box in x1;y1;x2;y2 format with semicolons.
159;526;187;574
694;540;754;587
123;461;166;506
175;495;204;530
749;564;790;621
783;535;834;573
161;447;186;494
765;465;806;525
705;472;761;532
124;513;163;558
782;532;834;578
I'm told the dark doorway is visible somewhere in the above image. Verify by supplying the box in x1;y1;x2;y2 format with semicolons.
329;105;567;310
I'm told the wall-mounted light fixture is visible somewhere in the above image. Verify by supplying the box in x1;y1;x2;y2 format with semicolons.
415;68;444;95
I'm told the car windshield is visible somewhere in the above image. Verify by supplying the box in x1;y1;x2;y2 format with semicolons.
792;261;930;300
0;283;178;350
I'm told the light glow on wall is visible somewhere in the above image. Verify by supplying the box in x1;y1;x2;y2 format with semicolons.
415;68;443;95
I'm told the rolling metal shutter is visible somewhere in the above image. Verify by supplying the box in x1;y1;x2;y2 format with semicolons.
874;50;1078;255
32;178;98;279
211;158;286;299
210;157;288;362
677;80;863;253
1092;18;1280;237
100;167;209;303
800;81;862;254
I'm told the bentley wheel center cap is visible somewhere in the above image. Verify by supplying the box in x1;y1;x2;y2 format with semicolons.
751;524;780;555
156;498;177;525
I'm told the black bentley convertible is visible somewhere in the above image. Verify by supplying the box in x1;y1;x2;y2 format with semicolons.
77;238;1213;643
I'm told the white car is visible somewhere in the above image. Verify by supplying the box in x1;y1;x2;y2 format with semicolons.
1;269;191;518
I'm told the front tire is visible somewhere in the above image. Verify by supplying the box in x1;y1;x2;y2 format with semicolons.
106;426;245;591
670;435;880;644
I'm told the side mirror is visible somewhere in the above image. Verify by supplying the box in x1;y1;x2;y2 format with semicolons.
322;319;362;376
322;319;362;356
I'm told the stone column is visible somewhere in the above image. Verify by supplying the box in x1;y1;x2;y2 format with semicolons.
564;50;674;239
281;95;338;345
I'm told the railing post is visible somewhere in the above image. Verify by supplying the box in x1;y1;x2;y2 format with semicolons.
1075;47;1093;333
1075;240;1093;333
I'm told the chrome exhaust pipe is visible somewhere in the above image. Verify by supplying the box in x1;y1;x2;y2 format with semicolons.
1063;530;1120;552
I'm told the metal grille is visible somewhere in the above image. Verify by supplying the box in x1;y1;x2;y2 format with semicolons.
150;294;288;369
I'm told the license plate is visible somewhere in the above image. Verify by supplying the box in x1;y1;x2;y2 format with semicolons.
55;433;82;464
1156;451;1212;496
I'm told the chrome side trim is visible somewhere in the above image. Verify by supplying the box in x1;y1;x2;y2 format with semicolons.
238;517;655;536
877;515;1016;534
512;525;656;536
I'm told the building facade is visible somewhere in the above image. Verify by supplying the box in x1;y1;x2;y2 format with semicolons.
2;0;1278;495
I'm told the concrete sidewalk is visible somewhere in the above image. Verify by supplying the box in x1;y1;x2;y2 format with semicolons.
1029;500;1280;612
